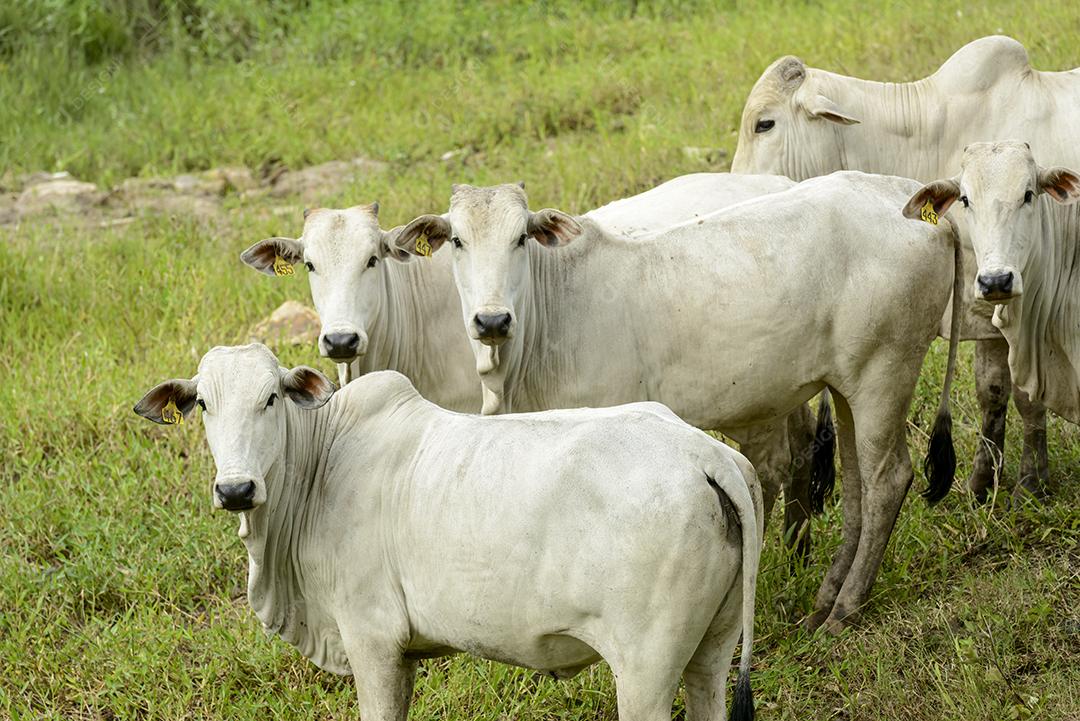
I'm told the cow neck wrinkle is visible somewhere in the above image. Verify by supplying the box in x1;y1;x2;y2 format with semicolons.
240;393;346;673
994;201;1080;422
803;69;943;182
499;219;601;412
360;254;443;387
237;374;428;674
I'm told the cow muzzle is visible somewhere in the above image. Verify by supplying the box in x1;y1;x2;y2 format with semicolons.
320;329;369;361
975;269;1020;303
472;310;513;345
214;477;259;511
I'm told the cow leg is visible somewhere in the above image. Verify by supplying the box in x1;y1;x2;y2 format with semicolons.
821;393;915;634
609;659;684;721
805;392;861;632
342;641;416;721
1012;384;1050;499
783;404;816;560
734;422;789;531
599;611;703;721
682;582;742;721
970;339;1010;501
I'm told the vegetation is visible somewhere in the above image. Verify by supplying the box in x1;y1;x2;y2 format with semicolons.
1;1;1078;719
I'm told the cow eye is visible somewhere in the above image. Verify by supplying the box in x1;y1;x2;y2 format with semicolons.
304;261;315;272
366;256;378;268
960;196;970;209
451;237;463;249
754;119;775;134
196;398;206;411
265;393;277;409
517;233;527;248
1024;190;1034;204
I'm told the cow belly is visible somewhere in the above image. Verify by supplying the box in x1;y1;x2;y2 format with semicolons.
452;634;602;676
646;311;831;429
402;633;599;674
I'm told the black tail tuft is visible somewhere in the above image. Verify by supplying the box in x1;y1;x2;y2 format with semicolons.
808;390;836;514
730;668;754;721
922;407;956;505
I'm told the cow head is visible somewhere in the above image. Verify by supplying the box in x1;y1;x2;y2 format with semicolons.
134;344;335;512
242;204;411;364
903;141;1080;303
394;183;582;347
731;55;860;178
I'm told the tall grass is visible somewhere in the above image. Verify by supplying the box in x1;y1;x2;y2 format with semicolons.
3;0;1080;185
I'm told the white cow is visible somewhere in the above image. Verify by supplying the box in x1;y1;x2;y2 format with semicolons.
587;172;794;237
731;35;1080;499
134;343;762;721
903;142;1080;430
241;203;479;408
241;178;792;393
241;179;817;553
394;172;963;632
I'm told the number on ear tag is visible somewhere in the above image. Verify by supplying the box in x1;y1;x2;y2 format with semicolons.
920;200;939;225
273;256;295;276
416;233;432;258
162;399;184;425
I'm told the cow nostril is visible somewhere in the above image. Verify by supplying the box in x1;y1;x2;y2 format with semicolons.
977;272;1014;296
216;481;256;510
475;313;512;338
324;332;361;359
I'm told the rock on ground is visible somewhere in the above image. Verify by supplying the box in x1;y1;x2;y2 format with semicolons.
16;178;106;219
267;157;388;201
1;156;388;227
249;300;321;346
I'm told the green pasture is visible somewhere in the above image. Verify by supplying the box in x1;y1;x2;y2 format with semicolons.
1;1;1078;719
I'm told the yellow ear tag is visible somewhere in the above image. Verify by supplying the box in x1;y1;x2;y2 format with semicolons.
920;200;939;225
273;255;295;276
415;232;432;258
161;399;184;425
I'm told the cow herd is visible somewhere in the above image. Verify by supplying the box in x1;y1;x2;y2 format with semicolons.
134;36;1080;721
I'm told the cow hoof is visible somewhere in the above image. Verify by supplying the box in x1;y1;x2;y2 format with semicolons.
1015;473;1050;502
966;472;993;504
1011;482;1047;505
801;608;831;633
821;616;847;636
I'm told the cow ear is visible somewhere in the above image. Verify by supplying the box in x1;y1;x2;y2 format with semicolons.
380;226;413;262
395;215;451;257
282;366;336;410
134;379;198;426
902;179;961;220
527;209;583;247
802;94;860;126
241;237;304;276
1037;166;1080;204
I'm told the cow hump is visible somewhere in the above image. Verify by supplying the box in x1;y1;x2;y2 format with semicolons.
933;36;1031;94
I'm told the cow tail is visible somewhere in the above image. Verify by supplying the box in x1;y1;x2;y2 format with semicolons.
808;389;837;514
922;228;962;504
713;458;761;721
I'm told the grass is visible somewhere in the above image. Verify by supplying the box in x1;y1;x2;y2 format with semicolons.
2;1;1079;719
